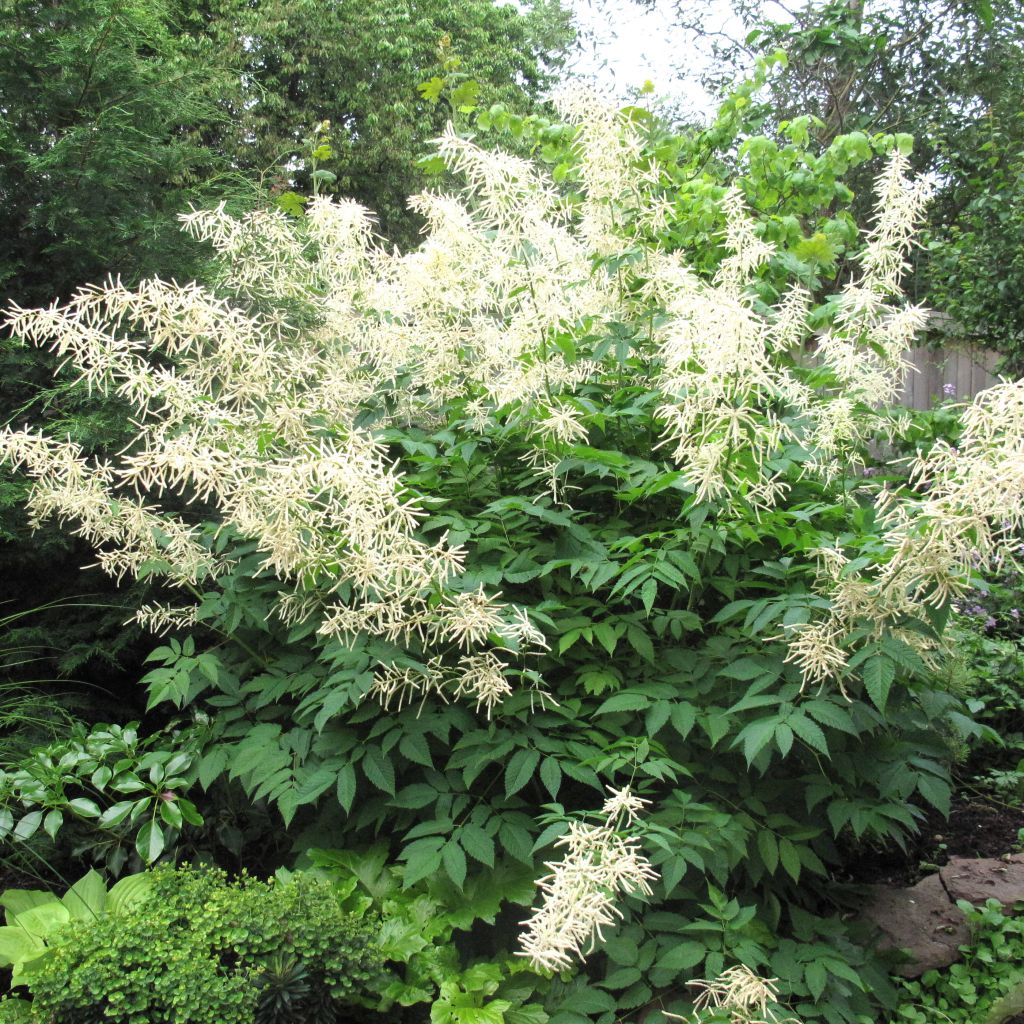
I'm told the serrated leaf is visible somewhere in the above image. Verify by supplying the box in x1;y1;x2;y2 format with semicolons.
504;748;540;797
917;774;951;816
863;655;896;713
198;747;227;791
399;732;433;768
778;837;801;882
738;719;777;765
805;960;828;1001
788;714;829;756
670;703;696;738
719;658;771;680
459;824;495;867
601;967;642;989
774;722;794;758
539;757;561;799
392;784;438;809
640;577;657;614
336;762;357;813
595;692;650;715
757;830;779;873
442;841;467;889
362;747;396;795
657;941;705;972
401;837;444;888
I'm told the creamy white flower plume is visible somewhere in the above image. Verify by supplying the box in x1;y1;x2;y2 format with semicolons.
517;786;657;972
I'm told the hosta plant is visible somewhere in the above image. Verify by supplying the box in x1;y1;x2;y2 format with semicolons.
1;89;1020;1023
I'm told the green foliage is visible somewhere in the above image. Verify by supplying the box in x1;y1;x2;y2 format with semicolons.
0;0;241;309
936;555;1024;799
0;864;384;1024
660;0;1024;355
0;0;574;691
199;0;574;244
890;900;1024;1024
476;54;909;305
298;845;549;1023
0;721;203;874
927;112;1024;370
0;86;996;1024
0;0;250;689
0;868;153;989
105;370;980;1021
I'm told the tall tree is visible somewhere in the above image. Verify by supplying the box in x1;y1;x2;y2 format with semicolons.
0;0;242;309
650;0;1024;346
189;0;573;242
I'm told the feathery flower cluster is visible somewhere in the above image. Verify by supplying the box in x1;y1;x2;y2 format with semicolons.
677;965;800;1024
0;91;954;708
517;787;658;971
787;380;1024;689
816;153;935;409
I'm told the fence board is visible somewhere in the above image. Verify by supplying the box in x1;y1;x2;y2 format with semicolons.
897;347;1000;409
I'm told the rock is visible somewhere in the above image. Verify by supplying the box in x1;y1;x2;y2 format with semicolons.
860;873;970;978
940;854;1024;907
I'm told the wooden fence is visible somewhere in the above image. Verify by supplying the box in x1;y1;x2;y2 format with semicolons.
896;346;1001;409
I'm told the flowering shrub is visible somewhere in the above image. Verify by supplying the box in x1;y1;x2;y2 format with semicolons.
1;90;1020;1023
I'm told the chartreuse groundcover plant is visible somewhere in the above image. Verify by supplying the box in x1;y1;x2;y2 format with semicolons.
0;864;383;1024
0;86;1020;1022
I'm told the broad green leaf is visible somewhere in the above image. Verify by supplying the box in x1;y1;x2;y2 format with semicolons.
788;714;829;757
778;838;801;882
738;719;777;765
656;941;705;972
136;820;165;864
539;757;561;799
458;824;495;867
336;762;357;813
0;927;43;967
362;747;396;795
916;775;951;816
99;801;135;829
595;693;650;715
42;810;62;840
442;841;467;889
401;837;444;888
12;812;42;843
757;830;779;874
504;748;540;797
805;961;828;1001
61;870;106;921
0;890;53;923
107;873;154;915
863;655;896;713
12;901;69;940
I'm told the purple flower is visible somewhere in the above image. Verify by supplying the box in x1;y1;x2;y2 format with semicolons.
943;383;956;398
1012;608;1020;620
985;616;997;630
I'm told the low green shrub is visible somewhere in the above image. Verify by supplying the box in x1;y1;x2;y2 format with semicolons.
890;899;1024;1024
0;865;384;1024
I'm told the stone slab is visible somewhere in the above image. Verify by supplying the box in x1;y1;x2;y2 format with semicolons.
860;873;970;978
